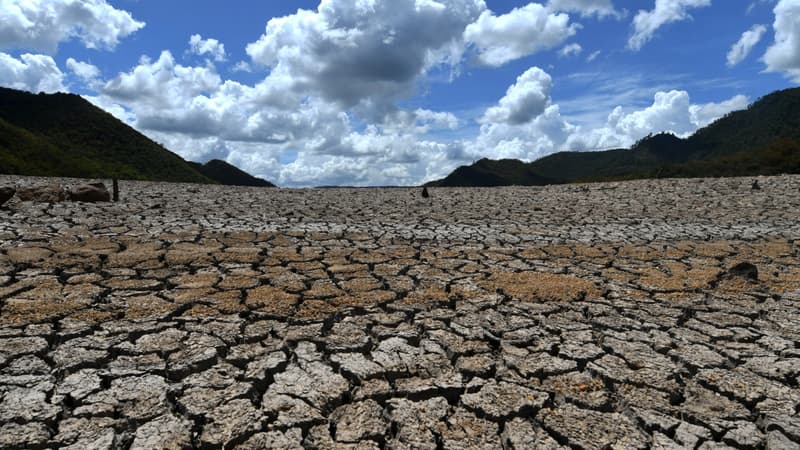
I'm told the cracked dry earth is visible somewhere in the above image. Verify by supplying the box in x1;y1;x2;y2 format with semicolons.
1;175;800;450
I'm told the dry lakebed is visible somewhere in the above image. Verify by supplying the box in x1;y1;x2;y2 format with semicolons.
0;174;799;449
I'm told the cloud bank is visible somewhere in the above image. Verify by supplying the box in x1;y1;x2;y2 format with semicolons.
0;0;144;53
0;0;763;186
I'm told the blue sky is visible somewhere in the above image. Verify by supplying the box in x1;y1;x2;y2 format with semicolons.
1;0;798;186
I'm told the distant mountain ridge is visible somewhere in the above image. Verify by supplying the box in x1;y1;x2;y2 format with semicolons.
189;160;275;187
0;87;275;187
428;87;800;187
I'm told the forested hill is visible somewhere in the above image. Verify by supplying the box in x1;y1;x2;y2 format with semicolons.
189;160;275;187
0;87;275;186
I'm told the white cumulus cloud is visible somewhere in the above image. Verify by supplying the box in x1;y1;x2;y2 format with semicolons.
245;0;486;117
101;50;252;140
93;45;468;187
481;67;553;124
100;49;331;148
189;34;226;62
66;57;100;85
0;0;144;53
628;0;711;51
610;90;696;138
466;66;577;161
103;51;221;106
559;43;583;57
727;24;767;67
464;3;579;67
763;0;800;81
231;61;252;73
0;52;64;93
470;104;578;161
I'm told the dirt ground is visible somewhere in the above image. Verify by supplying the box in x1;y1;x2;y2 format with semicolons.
0;175;799;449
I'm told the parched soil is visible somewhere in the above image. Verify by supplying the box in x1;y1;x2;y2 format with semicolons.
0;175;799;449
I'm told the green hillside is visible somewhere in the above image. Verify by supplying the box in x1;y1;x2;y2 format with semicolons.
628;138;800;181
689;88;800;160
428;87;800;187
0;87;273;186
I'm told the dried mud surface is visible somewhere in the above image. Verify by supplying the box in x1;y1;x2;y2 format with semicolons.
1;175;799;449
